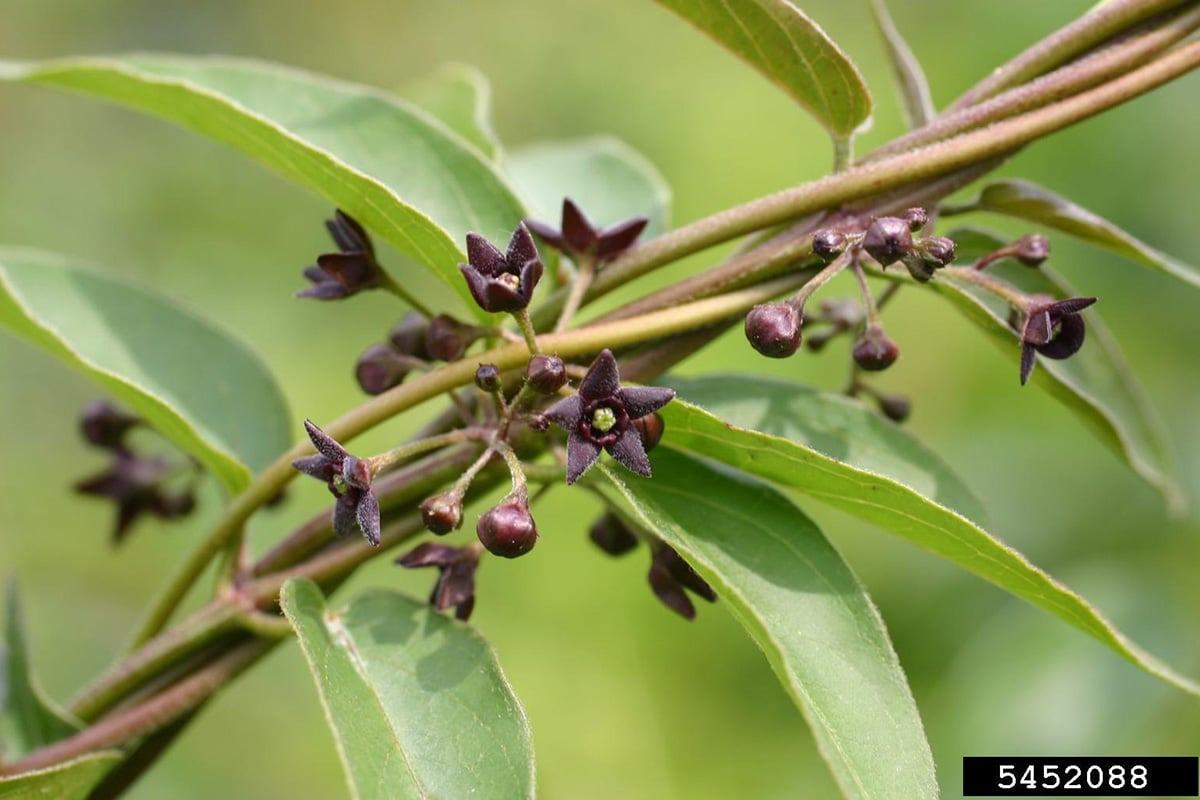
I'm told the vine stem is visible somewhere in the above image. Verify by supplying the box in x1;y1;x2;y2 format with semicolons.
545;36;1200;311
128;272;812;647
554;256;596;332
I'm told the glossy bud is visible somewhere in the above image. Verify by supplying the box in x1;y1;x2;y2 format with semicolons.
525;354;567;394
355;343;411;395
476;500;539;558
919;236;956;268
744;303;802;358
420;493;464;535
863;217;914;267
1014;234;1050;267
474;363;502;393
631;412;665;452
811;229;847;261
852;327;900;371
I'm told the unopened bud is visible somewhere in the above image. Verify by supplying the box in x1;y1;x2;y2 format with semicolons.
425;314;478;362
863;217;914;267
902;207;929;232
474;363;502;393
1014;234;1050;267
355;343;411;395
631;413;665;452
811;229;847;261
918;236;956;268
421;493;464;535
744;303;802;358
525;354;567;394
589;512;640;556
852;327;900;371
877;393;911;422
388;311;430;358
477;500;539;558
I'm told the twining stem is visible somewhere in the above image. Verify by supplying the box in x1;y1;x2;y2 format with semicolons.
554;256;596;332
948;0;1197;110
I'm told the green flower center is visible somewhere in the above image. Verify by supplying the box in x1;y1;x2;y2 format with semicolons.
592;407;618;433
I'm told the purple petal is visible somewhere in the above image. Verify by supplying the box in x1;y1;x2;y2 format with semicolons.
565;435;603;485
113;501;144;545
648;560;695;620
561;199;596;254
75;470;129;498
597;217;648;261
1019;342;1037;385
316;252;377;289
1022;308;1053;346
523;218;563;250
1050;296;1097;316
302;265;326;283
433;561;476;610
519;258;544;300
397;542;462;568
578;349;621;402
454;596;476;621
292;454;335;481
660;547;717;601
1038;313;1086;359
506;223;539;268
607;427;651;477
542;395;584;430
303;420;347;463
332;209;374;257
333;493;357;538
296;281;350;300
466;232;506;277
618;386;674;419
460;264;494;311
356;491;381;546
483;280;529;313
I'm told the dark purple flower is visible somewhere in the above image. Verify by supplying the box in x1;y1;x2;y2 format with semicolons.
647;544;717;620
397;542;481;621
1017;295;1097;385
297;210;387;300
542;349;675;484
80;400;141;452
460;224;544;313
291;420;381;545
75;452;195;544
525;198;648;265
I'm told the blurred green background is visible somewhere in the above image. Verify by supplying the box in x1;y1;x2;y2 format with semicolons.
2;1;1199;797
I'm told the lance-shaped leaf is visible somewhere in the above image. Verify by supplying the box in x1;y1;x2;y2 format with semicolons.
0;752;122;800
0;248;290;493
0;55;528;318
653;0;872;144
932;233;1181;511
668;374;986;523
868;0;934;129
2;580;81;757
943;179;1200;289
507;136;672;239
404;63;502;161
280;579;534;800
657;399;1199;697
599;451;937;800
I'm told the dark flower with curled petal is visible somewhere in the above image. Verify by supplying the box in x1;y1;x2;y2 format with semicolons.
542;349;674;484
75;452;195;544
297;210;386;300
80;400;141;452
525;198;648;265
460;224;544;313
291;420;381;545
396;542;481;621
1016;295;1097;385
648;543;717;620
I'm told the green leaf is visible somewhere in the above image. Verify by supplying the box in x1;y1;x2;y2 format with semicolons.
599;451;937;800
0;753;121;800
668;373;986;524
404;63;502;161
0;55;529;318
0;248;290;493
943;179;1200;290
653;0;872;141
931;242;1182;511
2;579;81;757
658;398;1200;697
867;0;934;129
506;136;672;238
280;579;534;800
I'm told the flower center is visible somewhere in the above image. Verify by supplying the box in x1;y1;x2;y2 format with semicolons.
592;407;618;433
498;272;521;291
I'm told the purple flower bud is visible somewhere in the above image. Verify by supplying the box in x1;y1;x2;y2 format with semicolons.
589;512;640;556
425;314;479;362
918;236;956;267
388;312;430;359
852;327;900;371
420;492;464;535
355;343;412;395
1014;234;1050;267
744;303;802;358
811;229;847;261
877;393;911;422
477;500;539;558
863;217;914;267
474;363;502;393
902;207;929;232
525;354;567;394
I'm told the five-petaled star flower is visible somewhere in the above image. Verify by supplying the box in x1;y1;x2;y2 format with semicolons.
460;223;544;313
1017;295;1096;385
396;542;481;621
292;420;381;545
525;198;648;265
75;452;195;544
297;210;386;300
542;349;674;484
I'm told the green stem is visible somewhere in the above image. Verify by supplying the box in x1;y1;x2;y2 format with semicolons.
832;135;854;173
792;250;854;309
948;0;1196;110
379;272;436;318
513;308;541;354
554;257;596;332
852;261;882;327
